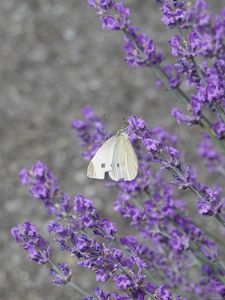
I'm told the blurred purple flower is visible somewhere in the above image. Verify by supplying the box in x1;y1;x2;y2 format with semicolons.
161;0;186;28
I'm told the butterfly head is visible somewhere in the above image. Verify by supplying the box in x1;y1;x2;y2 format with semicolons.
116;127;128;137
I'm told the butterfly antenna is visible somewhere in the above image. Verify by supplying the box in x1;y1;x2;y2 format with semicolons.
121;117;129;130
102;114;109;124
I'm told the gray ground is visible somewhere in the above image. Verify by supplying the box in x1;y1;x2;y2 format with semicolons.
1;1;224;299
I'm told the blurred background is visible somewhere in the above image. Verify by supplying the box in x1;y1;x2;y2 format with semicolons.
1;0;224;299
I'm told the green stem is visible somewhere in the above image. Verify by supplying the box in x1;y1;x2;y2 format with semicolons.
159;226;224;274
153;64;225;155
215;213;225;227
144;269;159;286
177;27;205;82
94;223;160;287
176;27;225;154
124;28;223;138
169;164;225;228
59;202;160;297
155;64;207;127
193;220;225;247
138;191;225;283
190;243;225;285
158;220;225;284
152;65;186;106
191;57;204;81
199;121;225;153
215;104;225;123
217;166;225;177
48;259;95;299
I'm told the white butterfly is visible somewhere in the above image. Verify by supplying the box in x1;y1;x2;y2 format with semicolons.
87;131;138;181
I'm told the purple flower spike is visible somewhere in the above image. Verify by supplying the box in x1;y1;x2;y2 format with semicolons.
113;274;132;290
11;221;51;265
161;1;186;28
19;161;59;201
157;285;173;300
198;134;225;174
169;35;184;57
170;31;201;59
72;106;108;160
188;31;201;53
18;161;64;215
212;122;225;139
123;27;163;68
172;107;199;126
101;15;119;30
87;0;114;11
94;287;111;299
50;263;72;286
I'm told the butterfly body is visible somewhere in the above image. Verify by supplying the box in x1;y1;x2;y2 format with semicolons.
87;132;138;181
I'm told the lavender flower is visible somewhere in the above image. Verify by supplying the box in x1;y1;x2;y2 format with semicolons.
161;0;186;28
158;64;182;88
49;263;72;286
87;0;114;11
198;134;225;175
86;0;163;68
73;108;225;299
185;0;210;29
86;0;225;144
13;150;225;299
12;1;225;299
47;195;153;297
17;157;191;299
162;2;225;137
171;107;199;126
72;109;225;220
19;161;59;214
123;27;164;67
11;221;51;265
127;115;224;218
71;106;108;160
101;2;131;31
169;31;201;59
11;221;94;298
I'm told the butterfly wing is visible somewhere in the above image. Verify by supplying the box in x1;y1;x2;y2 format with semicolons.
87;135;117;179
108;135;124;181
122;135;138;181
109;133;138;181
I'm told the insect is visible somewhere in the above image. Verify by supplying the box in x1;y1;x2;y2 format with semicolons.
87;131;138;181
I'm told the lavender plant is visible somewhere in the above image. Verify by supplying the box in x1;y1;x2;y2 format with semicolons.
87;0;225;150
12;1;225;300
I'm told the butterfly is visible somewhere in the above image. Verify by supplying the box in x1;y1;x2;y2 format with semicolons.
87;131;138;181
